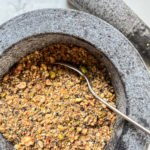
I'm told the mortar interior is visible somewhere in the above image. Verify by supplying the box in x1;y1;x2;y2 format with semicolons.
0;33;126;149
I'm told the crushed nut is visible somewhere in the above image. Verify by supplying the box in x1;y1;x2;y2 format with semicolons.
0;44;116;150
58;134;64;140
17;82;27;90
75;98;83;103
80;66;87;74
49;71;56;79
49;57;55;64
58;125;67;131
21;136;34;146
46;79;51;86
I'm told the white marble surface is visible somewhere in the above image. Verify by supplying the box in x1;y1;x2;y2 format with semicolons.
124;0;150;27
0;0;150;149
0;0;71;25
0;0;150;27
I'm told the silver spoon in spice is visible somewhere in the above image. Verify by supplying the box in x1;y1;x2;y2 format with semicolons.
55;62;150;136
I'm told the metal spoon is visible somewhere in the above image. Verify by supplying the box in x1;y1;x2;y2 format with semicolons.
55;62;150;136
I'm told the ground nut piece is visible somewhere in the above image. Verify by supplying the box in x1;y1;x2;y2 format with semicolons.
77;127;82;134
38;141;44;148
58;125;67;131
41;64;47;71
84;115;98;126
99;111;107;118
84;116;90;123
82;128;88;135
33;95;45;104
21;136;34;146
14;144;21;149
49;56;55;64
0;87;2;93
46;137;51;143
100;93;105;99
0;115;4;123
17;82;27;90
7;100;13;105
16;64;23;71
58;134;64;140
50;71;56;79
90;117;98;126
106;92;113;98
75;98;83;103
6;95;13;101
102;104;107;109
110;94;115;101
31;65;38;70
85;146;91;150
1;93;6;98
3;75;9;81
44;71;49;78
36;84;41;90
46;79;51;86
80;66;87;74
0;125;6;133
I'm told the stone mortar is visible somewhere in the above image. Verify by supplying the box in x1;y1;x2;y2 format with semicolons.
0;9;150;150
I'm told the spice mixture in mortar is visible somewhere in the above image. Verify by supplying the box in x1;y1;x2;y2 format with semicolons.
0;44;116;150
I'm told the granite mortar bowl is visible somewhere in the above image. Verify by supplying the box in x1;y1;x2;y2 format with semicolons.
0;9;150;150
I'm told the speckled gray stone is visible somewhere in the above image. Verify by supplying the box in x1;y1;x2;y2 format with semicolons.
0;9;150;150
68;0;150;69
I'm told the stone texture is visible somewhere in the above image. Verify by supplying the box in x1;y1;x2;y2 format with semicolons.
68;0;150;69
0;9;150;150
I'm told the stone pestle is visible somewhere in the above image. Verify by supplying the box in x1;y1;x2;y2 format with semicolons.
68;0;150;70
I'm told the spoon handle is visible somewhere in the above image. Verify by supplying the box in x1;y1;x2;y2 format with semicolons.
55;62;150;135
85;76;150;136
